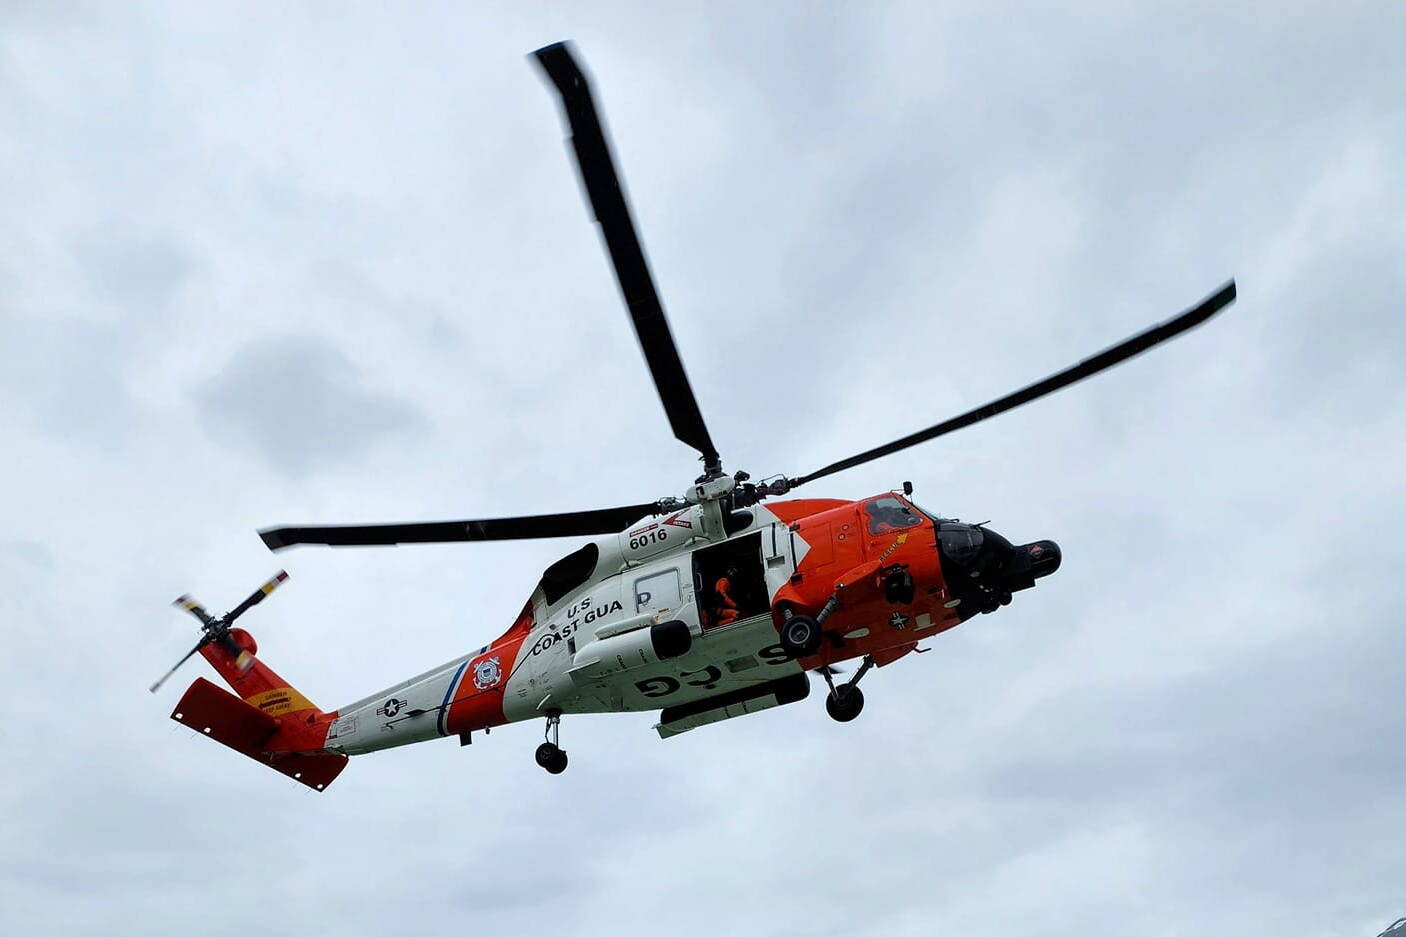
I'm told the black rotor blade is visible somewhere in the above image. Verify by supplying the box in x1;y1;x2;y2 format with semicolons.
533;41;720;473
259;502;662;552
172;594;217;628
224;570;289;624
790;280;1237;488
148;636;209;694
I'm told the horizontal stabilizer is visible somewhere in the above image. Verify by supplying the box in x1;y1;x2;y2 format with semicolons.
171;678;347;792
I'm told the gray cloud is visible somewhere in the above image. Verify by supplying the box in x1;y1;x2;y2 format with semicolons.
72;230;193;313
194;336;427;477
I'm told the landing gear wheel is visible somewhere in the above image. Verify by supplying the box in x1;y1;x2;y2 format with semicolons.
535;742;568;774
780;614;823;658
826;685;865;722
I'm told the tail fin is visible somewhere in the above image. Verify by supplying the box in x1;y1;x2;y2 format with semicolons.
169;630;347;792
155;571;347;791
197;626;320;720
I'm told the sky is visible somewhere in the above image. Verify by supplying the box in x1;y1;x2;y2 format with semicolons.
2;2;1404;935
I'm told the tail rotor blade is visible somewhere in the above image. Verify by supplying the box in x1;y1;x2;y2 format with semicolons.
153;574;285;692
224;570;289;624
148;637;209;694
172;594;217;628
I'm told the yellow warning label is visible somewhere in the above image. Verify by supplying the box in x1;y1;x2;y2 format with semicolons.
877;532;909;563
246;687;314;715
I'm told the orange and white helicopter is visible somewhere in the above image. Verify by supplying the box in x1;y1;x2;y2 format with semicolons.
150;42;1236;791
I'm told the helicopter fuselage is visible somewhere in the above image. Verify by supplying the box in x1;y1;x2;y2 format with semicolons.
319;493;1060;754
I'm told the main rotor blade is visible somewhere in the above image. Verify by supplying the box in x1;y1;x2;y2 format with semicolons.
259;502;662;552
789;280;1237;488
533;42;721;473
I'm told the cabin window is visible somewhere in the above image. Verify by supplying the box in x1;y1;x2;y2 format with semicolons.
864;497;924;535
723;509;754;535
634;569;681;612
538;542;599;606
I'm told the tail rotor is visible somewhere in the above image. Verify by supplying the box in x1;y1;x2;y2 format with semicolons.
149;571;289;693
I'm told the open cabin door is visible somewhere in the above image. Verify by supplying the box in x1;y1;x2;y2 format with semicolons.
692;532;768;631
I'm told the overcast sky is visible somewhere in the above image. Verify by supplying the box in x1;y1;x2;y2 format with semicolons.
3;3;1404;935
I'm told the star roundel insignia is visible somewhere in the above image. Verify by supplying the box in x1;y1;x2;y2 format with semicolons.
472;655;502;690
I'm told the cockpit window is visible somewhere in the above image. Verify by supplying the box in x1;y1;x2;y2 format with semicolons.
938;525;984;564
865;497;925;535
908;501;946;523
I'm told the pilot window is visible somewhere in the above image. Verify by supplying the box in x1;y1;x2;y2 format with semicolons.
938;525;984;562
634;569;681;612
864;497;925;535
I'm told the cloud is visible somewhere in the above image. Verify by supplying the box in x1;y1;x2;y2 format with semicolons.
194;336;427;477
72;230;194;313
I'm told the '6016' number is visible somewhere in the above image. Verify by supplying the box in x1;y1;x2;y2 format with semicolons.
629;529;668;550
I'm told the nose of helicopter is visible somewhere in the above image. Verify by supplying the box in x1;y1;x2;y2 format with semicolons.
936;522;1060;616
997;537;1061;592
1022;539;1061;580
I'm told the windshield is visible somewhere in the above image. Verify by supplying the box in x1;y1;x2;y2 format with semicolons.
938;525;985;564
906;500;945;523
864;496;925;535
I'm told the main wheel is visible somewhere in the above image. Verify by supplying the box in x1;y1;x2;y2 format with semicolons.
825;685;865;723
535;742;568;774
780;614;823;658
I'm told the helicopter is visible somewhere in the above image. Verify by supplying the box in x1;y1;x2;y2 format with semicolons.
150;41;1236;790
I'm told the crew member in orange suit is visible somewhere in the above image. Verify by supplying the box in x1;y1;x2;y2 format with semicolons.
713;568;740;627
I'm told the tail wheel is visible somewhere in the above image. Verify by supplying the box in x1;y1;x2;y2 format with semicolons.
780;614;823;658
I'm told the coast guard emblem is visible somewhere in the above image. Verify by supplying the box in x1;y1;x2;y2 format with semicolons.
472;656;502;690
